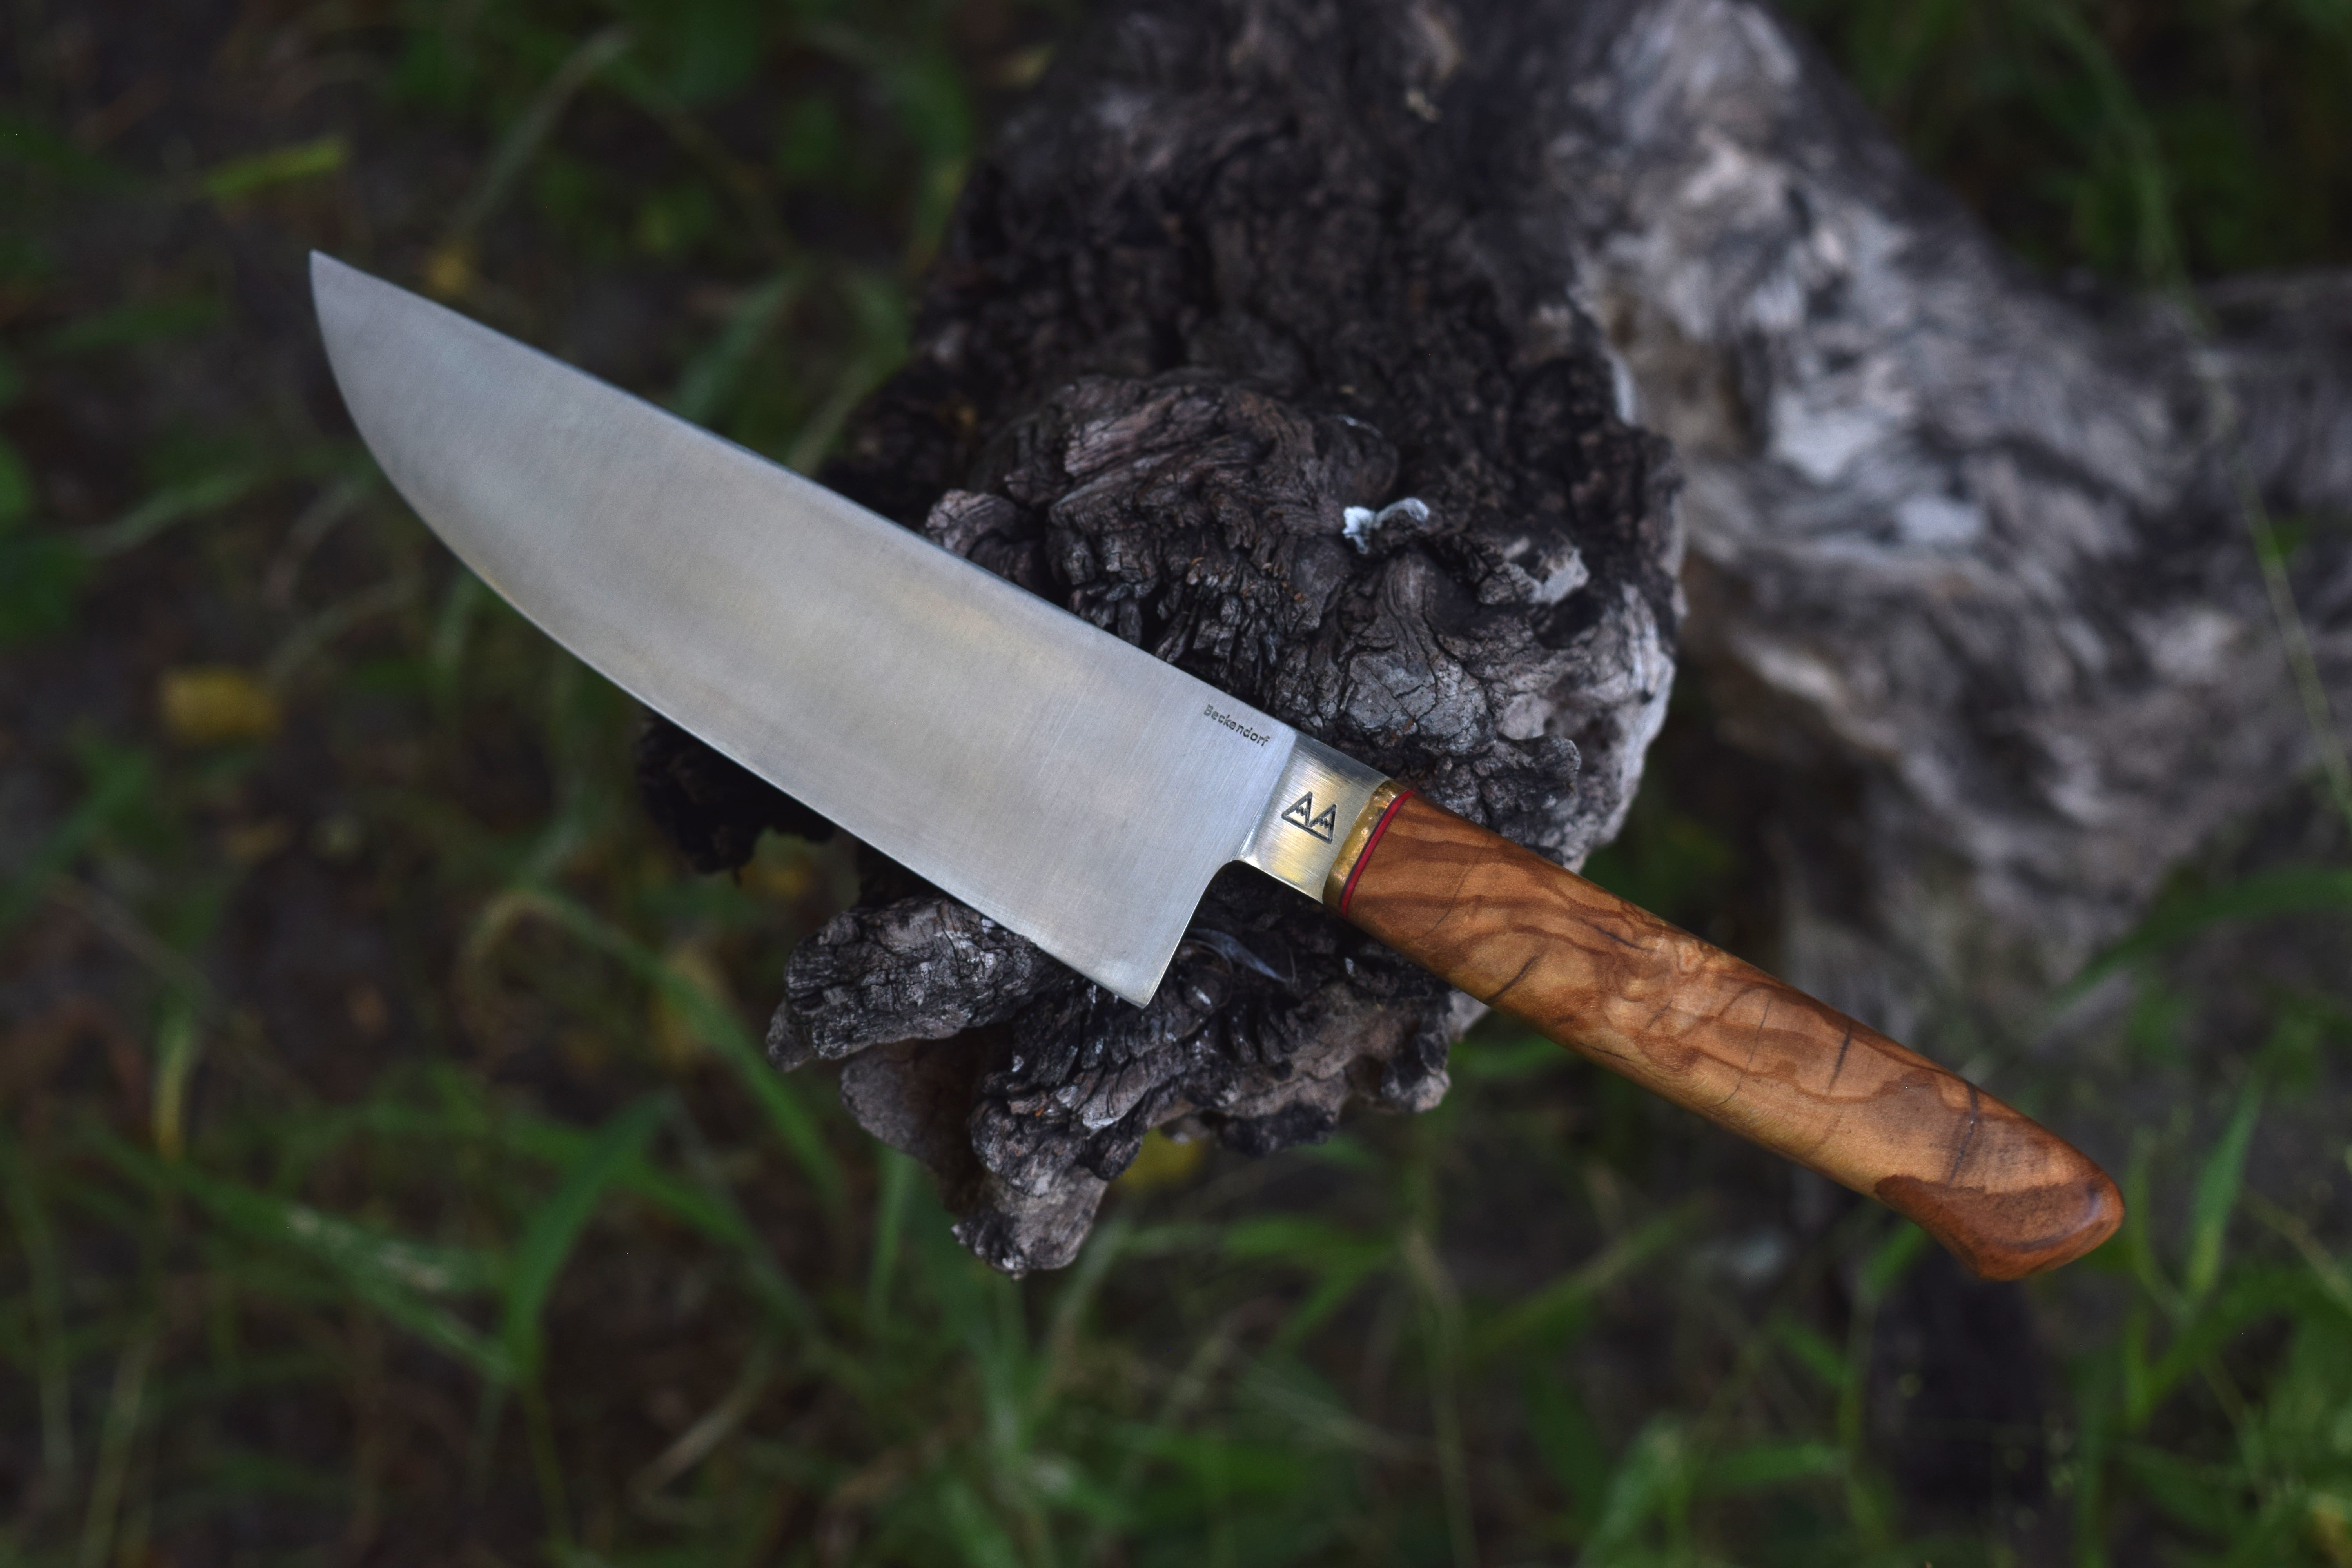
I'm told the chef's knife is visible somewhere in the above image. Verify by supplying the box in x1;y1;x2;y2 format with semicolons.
311;254;2122;1281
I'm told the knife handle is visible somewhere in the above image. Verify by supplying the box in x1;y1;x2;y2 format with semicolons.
1326;788;2122;1280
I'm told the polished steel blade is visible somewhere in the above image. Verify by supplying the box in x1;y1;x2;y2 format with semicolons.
312;255;1381;1004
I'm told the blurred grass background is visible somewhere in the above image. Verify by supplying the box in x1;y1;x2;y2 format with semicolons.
2;1;2349;1564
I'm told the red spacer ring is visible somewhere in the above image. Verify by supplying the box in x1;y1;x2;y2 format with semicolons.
1337;789;1415;917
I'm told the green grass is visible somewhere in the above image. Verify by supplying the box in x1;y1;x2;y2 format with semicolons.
2;0;2350;1563
1779;0;2352;287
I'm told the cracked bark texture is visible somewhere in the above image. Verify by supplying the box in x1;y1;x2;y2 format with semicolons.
641;0;2352;1272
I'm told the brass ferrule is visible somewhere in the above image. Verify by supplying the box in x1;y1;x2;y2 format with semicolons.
1322;780;1403;907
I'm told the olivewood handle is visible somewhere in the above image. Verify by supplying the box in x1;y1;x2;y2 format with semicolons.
1330;790;2122;1280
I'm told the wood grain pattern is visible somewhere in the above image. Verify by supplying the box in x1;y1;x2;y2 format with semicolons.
1334;794;2123;1280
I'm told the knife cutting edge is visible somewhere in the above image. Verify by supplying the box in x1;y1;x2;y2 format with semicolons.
310;252;2123;1281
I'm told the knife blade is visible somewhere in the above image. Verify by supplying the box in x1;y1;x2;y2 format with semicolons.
312;253;2122;1279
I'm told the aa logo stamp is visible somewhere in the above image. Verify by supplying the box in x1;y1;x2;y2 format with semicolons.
1281;791;1338;842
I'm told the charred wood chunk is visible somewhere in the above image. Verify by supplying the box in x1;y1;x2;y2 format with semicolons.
767;897;1071;1071
635;716;832;874
641;0;1692;1271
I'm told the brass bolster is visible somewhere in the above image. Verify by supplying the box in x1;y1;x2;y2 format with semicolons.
1322;780;1403;907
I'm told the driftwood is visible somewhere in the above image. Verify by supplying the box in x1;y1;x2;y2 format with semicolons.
641;0;2352;1274
1554;0;2352;1046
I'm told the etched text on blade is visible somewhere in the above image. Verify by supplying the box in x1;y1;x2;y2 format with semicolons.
309;254;1301;1004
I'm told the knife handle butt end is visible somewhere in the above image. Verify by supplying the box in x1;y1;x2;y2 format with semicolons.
1328;791;2123;1281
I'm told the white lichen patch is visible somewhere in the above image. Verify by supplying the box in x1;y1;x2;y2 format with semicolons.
1343;495;1431;552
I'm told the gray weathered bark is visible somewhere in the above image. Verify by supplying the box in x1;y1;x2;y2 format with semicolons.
641;0;2352;1272
1552;0;2352;1048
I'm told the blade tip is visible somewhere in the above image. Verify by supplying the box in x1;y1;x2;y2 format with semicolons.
311;252;400;340
310;253;356;352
